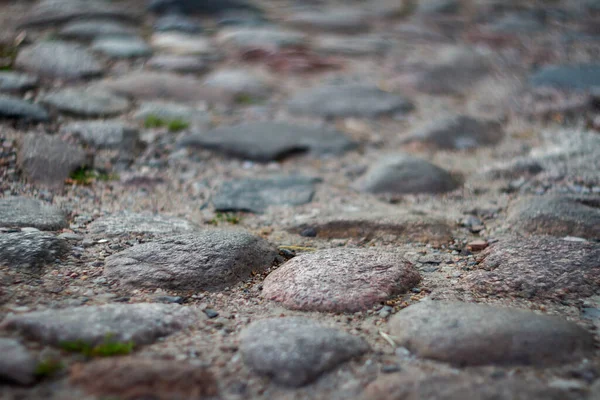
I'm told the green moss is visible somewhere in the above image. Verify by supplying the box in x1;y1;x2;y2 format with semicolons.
69;167;119;185
144;114;190;132
208;212;241;225
0;43;18;70
60;334;134;357
234;94;262;105
34;359;64;378
167;119;190;132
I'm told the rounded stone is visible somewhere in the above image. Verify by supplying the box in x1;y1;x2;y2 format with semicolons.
239;317;370;387
356;154;460;195
59;19;137;40
15;41;103;80
87;212;198;237
0;338;37;385
263;248;421;313
388;301;595;367
40;87;130;117
91;37;152;58
0;197;67;230
0;231;71;270
0;94;49;121
103;230;279;291
0;72;38;93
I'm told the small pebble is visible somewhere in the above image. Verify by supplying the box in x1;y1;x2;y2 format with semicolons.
204;309;219;318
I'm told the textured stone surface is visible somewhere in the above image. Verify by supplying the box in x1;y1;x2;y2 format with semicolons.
151;32;213;55
59;19;136;40
104;231;278;291
95;72;232;103
405;115;504;150
0;95;49;121
529;64;600;90
388;301;595;366
41;88;130;117
0;338;37;385
70;358;218;400
0;72;38;93
313;35;390;56
17;133;87;188
289;211;453;244
0;231;71;270
154;13;203;33
506;196;600;239
18;0;138;28
465;236;600;300
286;9;369;33
203;68;272;97
146;54;209;73
288;85;413;118
213;176;320;213
1;303;201;346
240;317;370;387
356;154;460;195
91;37;152;59
363;374;580;400
60;120;139;149
87;212;198;237
15;41;103;80
216;27;306;50
180;122;356;162
263;248;421;312
0;197;67;230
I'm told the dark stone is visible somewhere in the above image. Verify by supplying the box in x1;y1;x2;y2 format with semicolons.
148;0;261;16
0;72;38;93
388;301;595;367
103;231;278;291
0;94;49;122
17;133;88;188
529;64;600;90
288;85;414;118
0;338;36;385
203;309;219;318
213;176;320;213
179;122;356;162
0;197;67;230
0;231;71;270
154;13;203;33
239;317;369;386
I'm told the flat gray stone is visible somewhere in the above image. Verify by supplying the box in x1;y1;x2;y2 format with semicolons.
103;230;278;291
60;120;139;149
17;133;87;188
87;212;198;237
41;88;130;117
240;317;370;387
506;196;600;239
0;338;36;385
388;301;595;366
0;95;49;121
213;176;320;213
0;231;71;270
134;101;211;129
529;64;600;90
405;115;504;150
15;41;103;80
18;0;138;28
151;33;213;55
487;13;545;34
91;37;152;59
416;0;460;14
59;19;137;40
216;27;307;50
286;9;369;33
288;85;413;118
465;235;600;300
289;211;453;245
146;55;209;74
0;303;201;347
0;72;38;93
94;72;233;104
179;122;356;162
202;68;272;97
364;374;579;400
263;248;421;312
0;197;67;230
356;154;460;195
313;35;391;56
154;13;203;33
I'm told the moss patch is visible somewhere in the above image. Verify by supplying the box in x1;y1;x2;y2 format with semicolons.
60;334;134;357
35;358;64;378
208;212;242;225
144;115;190;132
68;167;119;185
